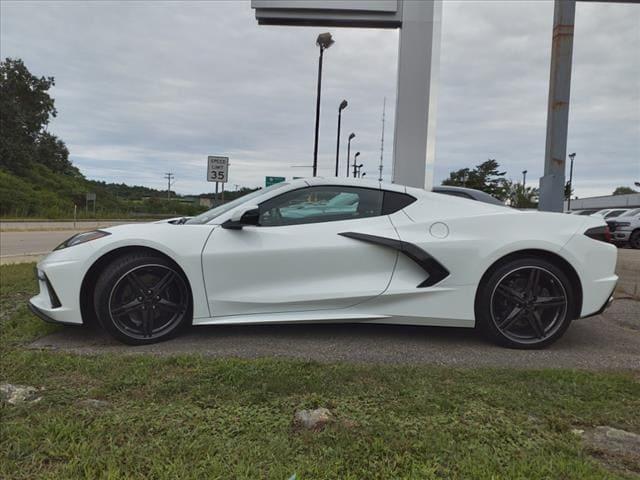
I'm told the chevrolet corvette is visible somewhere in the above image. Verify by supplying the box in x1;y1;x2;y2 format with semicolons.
29;178;618;348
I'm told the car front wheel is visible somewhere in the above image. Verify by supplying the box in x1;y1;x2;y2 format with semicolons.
93;253;192;345
476;257;577;349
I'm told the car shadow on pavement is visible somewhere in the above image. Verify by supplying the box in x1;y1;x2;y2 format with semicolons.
28;299;640;370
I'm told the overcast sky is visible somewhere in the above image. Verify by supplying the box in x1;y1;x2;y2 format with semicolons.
1;0;639;197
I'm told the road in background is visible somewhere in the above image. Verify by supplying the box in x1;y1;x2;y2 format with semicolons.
0;220;134;232
0;221;142;264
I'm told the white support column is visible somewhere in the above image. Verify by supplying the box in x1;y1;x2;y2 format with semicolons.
392;0;442;189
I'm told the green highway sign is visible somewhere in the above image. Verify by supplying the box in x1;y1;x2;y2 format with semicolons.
265;176;286;187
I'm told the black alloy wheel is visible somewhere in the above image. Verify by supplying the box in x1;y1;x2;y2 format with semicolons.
490;266;567;345
94;253;191;345
476;257;576;349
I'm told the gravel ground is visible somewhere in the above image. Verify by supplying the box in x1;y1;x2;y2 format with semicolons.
29;298;639;370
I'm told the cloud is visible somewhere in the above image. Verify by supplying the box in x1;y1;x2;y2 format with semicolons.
1;0;638;198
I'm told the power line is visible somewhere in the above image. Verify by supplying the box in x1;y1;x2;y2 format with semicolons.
164;173;175;200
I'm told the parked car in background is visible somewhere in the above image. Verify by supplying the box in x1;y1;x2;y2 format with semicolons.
591;208;630;219
607;208;640;249
432;186;505;206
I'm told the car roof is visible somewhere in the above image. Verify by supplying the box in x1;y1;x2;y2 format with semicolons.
432;185;505;206
301;177;411;194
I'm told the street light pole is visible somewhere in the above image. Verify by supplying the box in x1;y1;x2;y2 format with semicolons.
352;152;360;178
522;170;528;190
346;133;355;177
567;152;576;211
335;100;348;177
312;32;334;177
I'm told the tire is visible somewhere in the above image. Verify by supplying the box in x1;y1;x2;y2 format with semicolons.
629;230;640;249
475;257;577;349
93;252;192;345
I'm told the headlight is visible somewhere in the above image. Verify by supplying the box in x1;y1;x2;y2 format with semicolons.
54;230;111;250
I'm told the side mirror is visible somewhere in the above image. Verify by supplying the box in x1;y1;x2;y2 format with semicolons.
222;205;260;230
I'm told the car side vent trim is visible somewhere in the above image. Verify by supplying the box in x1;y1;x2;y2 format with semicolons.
338;232;450;288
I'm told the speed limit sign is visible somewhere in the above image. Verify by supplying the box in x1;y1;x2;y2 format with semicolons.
207;156;229;183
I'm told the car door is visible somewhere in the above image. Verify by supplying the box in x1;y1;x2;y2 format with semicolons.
201;185;400;317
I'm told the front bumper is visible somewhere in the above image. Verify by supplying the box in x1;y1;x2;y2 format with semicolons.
28;301;78;326
29;257;85;325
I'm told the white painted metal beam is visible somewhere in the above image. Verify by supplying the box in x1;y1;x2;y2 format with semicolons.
392;0;441;189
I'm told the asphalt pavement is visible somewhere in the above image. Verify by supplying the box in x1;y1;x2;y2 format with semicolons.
29;298;639;370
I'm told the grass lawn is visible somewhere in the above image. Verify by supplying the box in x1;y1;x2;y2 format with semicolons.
1;263;639;479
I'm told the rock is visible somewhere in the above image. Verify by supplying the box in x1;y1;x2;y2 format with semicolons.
0;383;42;404
77;399;110;409
583;426;640;457
294;407;333;430
571;428;585;436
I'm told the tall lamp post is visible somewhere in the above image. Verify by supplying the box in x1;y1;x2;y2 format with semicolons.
522;170;528;190
567;152;576;211
346;133;355;177
312;32;334;177
352;152;361;178
356;164;364;178
335;99;348;177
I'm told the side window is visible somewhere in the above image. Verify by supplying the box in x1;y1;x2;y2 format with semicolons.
259;186;383;227
382;191;416;214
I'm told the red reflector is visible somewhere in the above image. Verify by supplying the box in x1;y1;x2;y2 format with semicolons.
584;226;611;243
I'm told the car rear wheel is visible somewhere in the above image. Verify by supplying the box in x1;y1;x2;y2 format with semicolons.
629;230;640;249
93;253;191;345
476;257;577;349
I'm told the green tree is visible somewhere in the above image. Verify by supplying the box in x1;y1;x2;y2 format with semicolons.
564;181;574;200
612;186;637;196
442;159;509;200
504;179;538;208
0;57;73;175
35;131;79;176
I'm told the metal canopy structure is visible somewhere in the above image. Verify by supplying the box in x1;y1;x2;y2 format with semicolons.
252;0;442;190
252;0;637;210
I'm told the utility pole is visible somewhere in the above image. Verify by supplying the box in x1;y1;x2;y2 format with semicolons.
378;97;386;182
164;173;174;200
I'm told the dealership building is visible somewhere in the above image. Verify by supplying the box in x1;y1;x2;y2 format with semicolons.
565;193;640;212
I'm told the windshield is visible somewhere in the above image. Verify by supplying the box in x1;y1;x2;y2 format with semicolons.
620;208;640;218
186;182;290;225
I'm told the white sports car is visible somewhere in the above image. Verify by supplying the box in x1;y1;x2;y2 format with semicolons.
29;178;618;349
